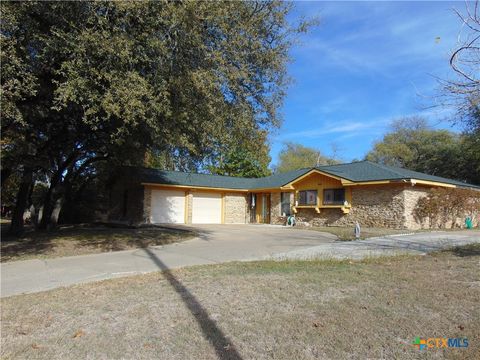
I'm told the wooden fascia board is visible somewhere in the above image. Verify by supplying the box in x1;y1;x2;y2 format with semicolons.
141;183;249;192
249;187;283;192
340;179;355;186
342;179;458;188
410;179;456;188
342;180;394;186
142;178;462;192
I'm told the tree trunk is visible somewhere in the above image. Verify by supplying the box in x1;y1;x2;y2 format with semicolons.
38;166;64;229
38;151;82;229
8;167;33;236
37;184;56;230
50;198;63;227
1;168;12;187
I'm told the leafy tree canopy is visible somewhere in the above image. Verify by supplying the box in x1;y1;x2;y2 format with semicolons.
206;131;271;178
366;116;480;185
274;142;339;173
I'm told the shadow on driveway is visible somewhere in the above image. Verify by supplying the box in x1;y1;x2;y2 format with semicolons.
444;243;480;257
143;248;242;360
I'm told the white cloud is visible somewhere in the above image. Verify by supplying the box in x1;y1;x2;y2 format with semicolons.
275;107;458;142
292;1;460;77
276;119;386;140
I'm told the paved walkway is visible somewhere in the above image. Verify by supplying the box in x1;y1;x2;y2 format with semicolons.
1;226;478;297
269;230;480;260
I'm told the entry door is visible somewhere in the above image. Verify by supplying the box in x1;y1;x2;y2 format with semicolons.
255;193;270;223
262;193;271;223
250;194;257;223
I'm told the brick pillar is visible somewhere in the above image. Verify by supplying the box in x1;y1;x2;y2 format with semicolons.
143;187;152;223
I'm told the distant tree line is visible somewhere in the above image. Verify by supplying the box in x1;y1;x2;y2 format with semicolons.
366;116;480;185
273;143;340;173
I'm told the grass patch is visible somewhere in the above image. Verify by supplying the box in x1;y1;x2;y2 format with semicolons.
306;225;414;240
1;246;478;359
1;224;196;262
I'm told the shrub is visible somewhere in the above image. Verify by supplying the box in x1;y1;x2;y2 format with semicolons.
414;188;480;229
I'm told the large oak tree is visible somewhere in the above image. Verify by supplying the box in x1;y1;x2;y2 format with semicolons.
1;1;308;233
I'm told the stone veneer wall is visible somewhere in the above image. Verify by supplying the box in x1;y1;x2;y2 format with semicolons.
292;185;407;229
186;192;193;224
270;192;296;225
347;186;406;228
404;187;480;229
291;185;480;229
403;187;429;229
270;192;282;224
224;193;247;223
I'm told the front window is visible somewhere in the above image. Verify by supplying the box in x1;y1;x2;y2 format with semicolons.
323;189;345;205
281;192;291;216
298;190;317;205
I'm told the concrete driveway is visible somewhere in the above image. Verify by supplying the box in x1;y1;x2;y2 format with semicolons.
1;225;334;297
2;226;479;298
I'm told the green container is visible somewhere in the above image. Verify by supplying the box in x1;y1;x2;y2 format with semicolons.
465;217;473;229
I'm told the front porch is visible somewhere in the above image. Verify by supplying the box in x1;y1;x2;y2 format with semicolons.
253;170;353;226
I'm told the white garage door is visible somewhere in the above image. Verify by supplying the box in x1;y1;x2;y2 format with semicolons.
151;189;185;223
192;192;222;224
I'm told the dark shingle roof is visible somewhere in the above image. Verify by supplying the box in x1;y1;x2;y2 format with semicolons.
250;168;312;189
316;161;478;188
124;161;478;190
130;167;258;189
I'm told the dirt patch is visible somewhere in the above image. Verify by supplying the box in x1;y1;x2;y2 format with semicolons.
1;225;196;262
1;246;478;359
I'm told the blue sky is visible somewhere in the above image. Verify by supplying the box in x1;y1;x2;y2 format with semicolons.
270;1;467;165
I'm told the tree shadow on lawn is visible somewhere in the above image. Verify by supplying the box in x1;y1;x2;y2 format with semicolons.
1;225;57;261
144;247;243;360
1;225;199;262
0;239;56;262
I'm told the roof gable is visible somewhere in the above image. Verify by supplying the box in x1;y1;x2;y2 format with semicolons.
250;168;312;189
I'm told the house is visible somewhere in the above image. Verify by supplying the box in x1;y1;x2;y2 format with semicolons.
108;161;479;229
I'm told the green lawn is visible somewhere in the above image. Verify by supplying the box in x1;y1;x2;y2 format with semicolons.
1;245;478;359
